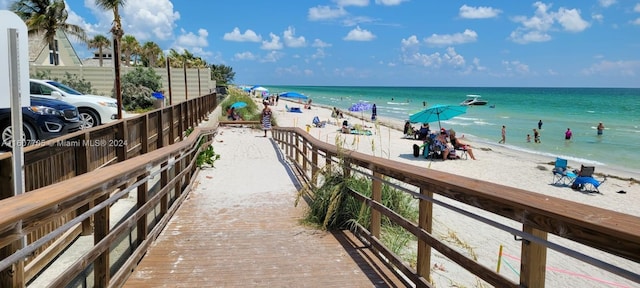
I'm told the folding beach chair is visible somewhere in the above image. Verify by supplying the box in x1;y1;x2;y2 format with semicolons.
551;158;576;186
312;116;326;128
571;165;606;193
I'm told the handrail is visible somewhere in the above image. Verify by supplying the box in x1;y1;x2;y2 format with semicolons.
271;127;640;287
0;125;215;287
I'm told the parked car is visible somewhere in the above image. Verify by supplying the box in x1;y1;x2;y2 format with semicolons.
0;97;82;149
30;79;119;129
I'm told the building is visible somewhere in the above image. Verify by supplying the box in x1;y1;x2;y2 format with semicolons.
28;29;83;66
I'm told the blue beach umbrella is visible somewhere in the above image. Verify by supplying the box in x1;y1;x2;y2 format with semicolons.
279;91;308;100
230;101;247;109
409;104;467;129
348;101;372;112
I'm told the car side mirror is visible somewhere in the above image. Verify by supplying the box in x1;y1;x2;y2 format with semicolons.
51;91;63;99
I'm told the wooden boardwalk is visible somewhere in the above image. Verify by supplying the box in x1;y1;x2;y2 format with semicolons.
124;127;405;287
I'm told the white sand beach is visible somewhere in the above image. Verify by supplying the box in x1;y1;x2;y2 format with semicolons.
213;96;639;287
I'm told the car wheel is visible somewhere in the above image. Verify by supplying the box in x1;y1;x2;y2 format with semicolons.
78;109;100;129
0;122;37;149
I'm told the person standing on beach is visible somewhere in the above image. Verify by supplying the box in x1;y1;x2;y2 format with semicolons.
371;104;377;121
538;120;543;130
275;94;280;106
533;129;541;143
565;128;572;140
260;104;272;137
498;125;506;143
597;122;605;136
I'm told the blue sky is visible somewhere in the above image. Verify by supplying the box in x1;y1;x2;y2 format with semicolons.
2;0;640;87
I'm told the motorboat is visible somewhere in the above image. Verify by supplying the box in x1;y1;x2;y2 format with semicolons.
460;94;488;106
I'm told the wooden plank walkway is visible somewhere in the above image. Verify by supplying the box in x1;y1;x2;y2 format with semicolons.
124;127;405;287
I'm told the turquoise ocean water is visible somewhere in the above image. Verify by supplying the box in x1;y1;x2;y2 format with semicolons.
264;86;640;174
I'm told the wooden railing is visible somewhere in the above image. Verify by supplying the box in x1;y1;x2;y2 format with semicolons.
271;127;640;288
0;93;217;286
0;126;215;287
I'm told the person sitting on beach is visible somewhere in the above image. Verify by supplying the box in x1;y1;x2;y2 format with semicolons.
403;121;417;139
341;120;350;134
434;128;455;160
417;123;430;140
449;129;476;160
304;99;313;109
227;107;236;120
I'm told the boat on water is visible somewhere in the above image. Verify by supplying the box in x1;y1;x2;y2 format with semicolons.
460;95;488;106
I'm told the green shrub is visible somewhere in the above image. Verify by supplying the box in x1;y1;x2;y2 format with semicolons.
121;67;162;110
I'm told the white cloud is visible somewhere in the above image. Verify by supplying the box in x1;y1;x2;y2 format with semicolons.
308;5;347;21
592;13;604;23
400;35;419;52
334;0;368;7
633;18;640;25
312;39;332;48
424;29;478;46
261;51;284;63
234;51;256;61
459;5;502;19
261;33;284;50
374;0;408;6
555;8;590;32
635;3;640;12
509;2;590;44
119;0;180;41
283;26;307;48
598;0;617;8
582;60;640;76
175;28;208;47
502;60;531;75
509;29;551;44
401;47;468;70
343;26;376;41
223;27;262;42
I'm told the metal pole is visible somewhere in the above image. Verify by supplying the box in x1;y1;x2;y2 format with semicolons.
8;28;25;197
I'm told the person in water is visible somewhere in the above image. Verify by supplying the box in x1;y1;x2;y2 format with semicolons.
597;122;605;136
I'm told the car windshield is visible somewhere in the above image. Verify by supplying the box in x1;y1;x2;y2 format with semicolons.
45;81;83;95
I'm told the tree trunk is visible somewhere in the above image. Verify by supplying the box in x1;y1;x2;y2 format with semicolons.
98;47;103;67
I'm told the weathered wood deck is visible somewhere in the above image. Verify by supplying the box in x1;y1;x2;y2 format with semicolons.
124;127;405;287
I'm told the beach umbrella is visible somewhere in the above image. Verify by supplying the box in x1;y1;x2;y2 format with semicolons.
230;101;247;109
409;104;467;129
371;104;377;120
252;86;269;92
279;91;308;100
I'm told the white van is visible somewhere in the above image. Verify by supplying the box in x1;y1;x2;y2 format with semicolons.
30;79;120;129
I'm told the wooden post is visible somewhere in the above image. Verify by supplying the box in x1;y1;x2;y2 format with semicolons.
302;143;308;176
94;194;110;286
75;132;93;236
311;147;318;186
115;120;128;162
371;171;382;238
141;114;149;154
520;225;548;288
167;58;173;106
417;186;434;280
295;135;300;165
136;173;148;244
183;62;188;100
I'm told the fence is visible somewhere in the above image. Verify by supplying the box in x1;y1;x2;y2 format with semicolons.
29;65;215;103
271;127;640;287
0;92;217;286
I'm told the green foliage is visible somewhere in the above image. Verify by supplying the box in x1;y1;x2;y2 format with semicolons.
220;88;278;126
300;166;418;231
210;63;235;84
121;67;162;110
184;128;220;168
61;72;95;94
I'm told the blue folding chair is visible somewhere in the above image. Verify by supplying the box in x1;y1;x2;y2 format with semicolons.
571;165;606;193
551;158;576;186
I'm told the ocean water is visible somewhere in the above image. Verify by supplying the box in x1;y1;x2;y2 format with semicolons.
264;86;640;173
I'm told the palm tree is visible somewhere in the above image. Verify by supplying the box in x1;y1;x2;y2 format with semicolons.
87;34;110;67
121;34;139;66
210;64;235;84
94;0;126;119
11;0;86;66
141;41;162;67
